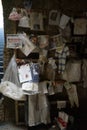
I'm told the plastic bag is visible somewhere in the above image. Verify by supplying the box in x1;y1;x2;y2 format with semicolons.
0;81;25;100
58;111;69;130
8;8;22;21
2;55;21;87
18;9;31;28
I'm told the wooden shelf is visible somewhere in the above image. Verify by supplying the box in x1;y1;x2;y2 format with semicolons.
17;27;59;35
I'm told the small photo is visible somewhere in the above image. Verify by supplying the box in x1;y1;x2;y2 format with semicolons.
50;12;58;21
49;10;60;25
30;12;44;30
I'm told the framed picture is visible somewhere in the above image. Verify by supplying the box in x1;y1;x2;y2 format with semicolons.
49;10;60;26
30;11;44;31
73;18;87;36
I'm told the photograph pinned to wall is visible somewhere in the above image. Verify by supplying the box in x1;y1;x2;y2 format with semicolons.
30;11;44;31
49;10;61;26
38;35;49;49
73;18;87;35
17;63;32;83
19;33;36;56
52;34;64;46
50;34;66;53
49;34;63;50
6;34;23;49
23;0;32;10
59;14;70;29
